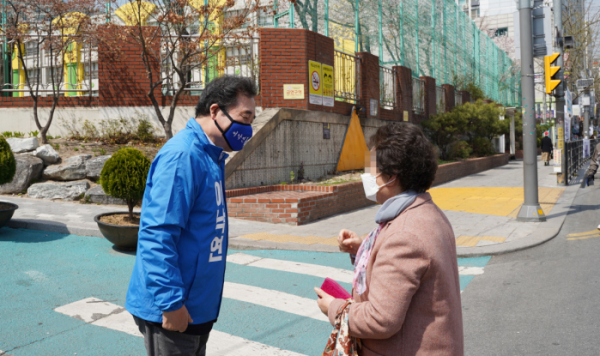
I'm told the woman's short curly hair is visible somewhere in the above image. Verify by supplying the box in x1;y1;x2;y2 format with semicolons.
370;123;438;193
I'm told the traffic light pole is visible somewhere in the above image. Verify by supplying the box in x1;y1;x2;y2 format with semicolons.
554;0;567;185
517;0;546;222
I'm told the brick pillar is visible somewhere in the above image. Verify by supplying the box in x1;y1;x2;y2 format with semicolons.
394;66;413;123
259;28;311;110
461;90;471;104
421;76;436;118
442;84;455;113
356;52;380;119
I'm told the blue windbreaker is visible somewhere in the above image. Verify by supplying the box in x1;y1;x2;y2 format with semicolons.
126;118;229;325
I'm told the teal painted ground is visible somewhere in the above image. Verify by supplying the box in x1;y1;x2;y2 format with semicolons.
0;228;489;356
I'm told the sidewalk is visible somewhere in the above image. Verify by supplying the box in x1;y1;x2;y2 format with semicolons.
0;157;583;257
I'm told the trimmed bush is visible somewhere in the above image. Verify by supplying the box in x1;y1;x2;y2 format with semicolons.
100;148;151;220
0;136;16;185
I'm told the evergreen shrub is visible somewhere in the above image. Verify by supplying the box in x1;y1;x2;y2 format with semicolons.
100;148;151;220
0;136;16;185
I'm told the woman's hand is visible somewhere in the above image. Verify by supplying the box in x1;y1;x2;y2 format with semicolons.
314;287;335;316
338;229;363;255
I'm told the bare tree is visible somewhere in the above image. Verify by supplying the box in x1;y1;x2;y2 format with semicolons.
108;0;260;139
562;0;600;102
3;0;107;144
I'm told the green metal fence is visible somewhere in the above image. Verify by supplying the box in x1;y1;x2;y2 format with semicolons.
271;0;521;108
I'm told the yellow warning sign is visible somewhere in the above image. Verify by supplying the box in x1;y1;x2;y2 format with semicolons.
322;64;334;107
308;60;322;105
337;107;370;172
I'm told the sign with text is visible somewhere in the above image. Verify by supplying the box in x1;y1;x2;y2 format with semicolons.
308;61;322;105
557;127;564;149
322;64;334;107
323;123;330;139
403;111;409;121
283;84;304;99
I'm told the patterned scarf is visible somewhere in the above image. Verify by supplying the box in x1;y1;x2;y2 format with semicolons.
352;223;384;295
322;300;360;356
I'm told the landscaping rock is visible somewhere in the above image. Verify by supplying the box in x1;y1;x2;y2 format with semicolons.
83;185;126;205
85;155;111;180
6;137;39;153
0;156;44;194
32;144;60;165
42;154;92;181
27;180;90;201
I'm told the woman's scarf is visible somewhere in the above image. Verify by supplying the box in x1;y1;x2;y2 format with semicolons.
322;300;360;356
353;191;419;295
352;223;384;295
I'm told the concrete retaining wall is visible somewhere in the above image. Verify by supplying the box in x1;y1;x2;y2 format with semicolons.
225;108;389;189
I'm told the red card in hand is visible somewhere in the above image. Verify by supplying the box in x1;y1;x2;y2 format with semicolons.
320;277;352;300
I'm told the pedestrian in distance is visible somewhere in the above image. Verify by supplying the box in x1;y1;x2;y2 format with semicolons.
125;76;257;356
541;132;553;166
315;123;464;356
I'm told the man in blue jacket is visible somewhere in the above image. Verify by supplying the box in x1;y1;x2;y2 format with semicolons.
126;76;256;355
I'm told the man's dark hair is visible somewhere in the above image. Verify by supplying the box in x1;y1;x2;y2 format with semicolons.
195;76;257;117
370;123;438;193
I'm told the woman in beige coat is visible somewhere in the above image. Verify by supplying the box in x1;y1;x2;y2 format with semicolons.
315;123;464;356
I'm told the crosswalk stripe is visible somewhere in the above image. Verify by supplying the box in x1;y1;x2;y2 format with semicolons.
223;282;328;322
55;298;307;356
227;253;354;283
229;253;483;279
458;266;484;275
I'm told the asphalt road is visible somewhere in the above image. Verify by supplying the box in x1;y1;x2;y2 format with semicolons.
462;184;600;355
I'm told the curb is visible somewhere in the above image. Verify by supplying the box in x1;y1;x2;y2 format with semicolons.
8;219;104;238
455;169;584;257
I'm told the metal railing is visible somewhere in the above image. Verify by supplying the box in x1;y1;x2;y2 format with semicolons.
412;77;425;114
380;66;396;109
334;50;360;103
455;91;463;106
564;139;600;185
436;85;446;113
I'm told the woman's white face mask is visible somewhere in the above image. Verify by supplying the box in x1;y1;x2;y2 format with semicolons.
361;173;396;202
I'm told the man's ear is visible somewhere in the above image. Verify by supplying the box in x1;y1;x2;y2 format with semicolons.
209;103;220;120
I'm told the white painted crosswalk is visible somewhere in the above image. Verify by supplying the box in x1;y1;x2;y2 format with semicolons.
54;298;306;356
51;252;488;356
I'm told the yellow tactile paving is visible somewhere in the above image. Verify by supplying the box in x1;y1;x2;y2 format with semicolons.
455;235;507;247
429;187;565;217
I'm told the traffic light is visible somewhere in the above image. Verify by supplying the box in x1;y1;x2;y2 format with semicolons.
544;53;561;94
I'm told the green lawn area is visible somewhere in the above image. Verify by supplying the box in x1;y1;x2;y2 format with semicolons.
438;159;455;165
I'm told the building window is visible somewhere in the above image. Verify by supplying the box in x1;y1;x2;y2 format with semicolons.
224;9;249;28
226;45;251;65
25;41;39;57
258;7;274;27
27;68;41;84
471;7;480;19
495;27;508;37
84;62;98;80
46;67;62;85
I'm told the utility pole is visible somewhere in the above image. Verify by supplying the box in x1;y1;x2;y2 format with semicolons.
554;0;567;184
518;0;546;222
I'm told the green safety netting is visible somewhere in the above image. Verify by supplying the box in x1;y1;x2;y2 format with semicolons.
269;0;521;107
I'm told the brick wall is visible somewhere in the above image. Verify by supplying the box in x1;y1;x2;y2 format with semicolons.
433;153;510;186
357;52;380;119
226;182;373;225
442;84;455;113
259;28;354;117
395;66;413;123
421;76;436;119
